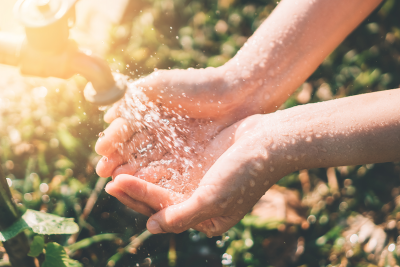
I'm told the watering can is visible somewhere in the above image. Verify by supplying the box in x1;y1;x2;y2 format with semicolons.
0;0;126;105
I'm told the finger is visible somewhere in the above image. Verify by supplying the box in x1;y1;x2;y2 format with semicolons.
196;215;244;237
104;105;119;123
96;132;161;178
111;163;147;179
96;153;148;178
112;157;179;181
147;194;245;236
103;145;166;179
95;118;136;155
146;188;218;234
112;174;179;210
105;181;155;217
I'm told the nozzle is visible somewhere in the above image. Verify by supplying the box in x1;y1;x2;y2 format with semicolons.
69;51;127;105
0;0;126;105
0;32;126;105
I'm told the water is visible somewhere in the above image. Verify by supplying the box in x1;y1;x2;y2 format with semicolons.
110;75;218;199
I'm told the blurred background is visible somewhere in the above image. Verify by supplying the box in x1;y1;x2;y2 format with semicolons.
1;0;400;266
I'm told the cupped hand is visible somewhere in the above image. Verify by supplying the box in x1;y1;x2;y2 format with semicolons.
95;70;285;236
97;108;289;236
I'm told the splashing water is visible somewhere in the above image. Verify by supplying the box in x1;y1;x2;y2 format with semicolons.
110;74;216;198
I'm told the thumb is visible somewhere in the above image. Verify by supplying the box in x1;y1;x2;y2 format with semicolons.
146;191;215;234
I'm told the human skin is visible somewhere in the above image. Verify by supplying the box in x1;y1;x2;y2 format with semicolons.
104;89;400;236
96;0;383;170
95;0;386;235
101;0;383;124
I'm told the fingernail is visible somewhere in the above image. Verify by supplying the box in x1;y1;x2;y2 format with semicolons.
113;174;124;182
147;220;163;234
104;181;113;193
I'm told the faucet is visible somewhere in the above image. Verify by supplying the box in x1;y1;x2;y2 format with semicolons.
0;0;126;105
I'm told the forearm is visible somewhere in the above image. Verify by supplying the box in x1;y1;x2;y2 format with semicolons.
263;89;400;175
223;0;383;115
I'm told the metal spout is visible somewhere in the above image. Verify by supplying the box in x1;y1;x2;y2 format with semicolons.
69;51;126;105
0;32;126;105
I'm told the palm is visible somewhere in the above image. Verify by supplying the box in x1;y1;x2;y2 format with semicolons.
98;109;270;236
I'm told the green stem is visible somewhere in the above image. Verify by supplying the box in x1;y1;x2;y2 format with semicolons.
106;230;153;267
0;171;18;231
0;164;35;267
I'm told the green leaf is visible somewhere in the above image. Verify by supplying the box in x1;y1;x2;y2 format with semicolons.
24;210;79;235
42;242;82;267
0;209;79;241
28;235;45;257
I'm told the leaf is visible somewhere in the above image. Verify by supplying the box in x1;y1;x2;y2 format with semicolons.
42;242;82;267
0;209;79;241
28;235;45;257
24;210;79;235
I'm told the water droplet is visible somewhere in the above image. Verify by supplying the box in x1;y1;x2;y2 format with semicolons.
98;132;105;137
40;183;49;193
263;180;270;186
350;234;358;244
198;164;202;168
219;202;228;208
184;147;190;152
103;157;109;162
253;160;264;171
269;167;274;172
144;114;152;122
221;253;233;266
241;186;246;195
307;215;316;224
249;169;258;177
249;179;256;187
237;198;244;204
216;240;225;247
306;136;312;142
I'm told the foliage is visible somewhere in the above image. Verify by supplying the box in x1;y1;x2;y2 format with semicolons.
0;209;79;241
1;0;400;266
28;235;45;257
42;242;82;267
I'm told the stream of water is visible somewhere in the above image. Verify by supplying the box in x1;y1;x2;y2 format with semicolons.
108;74;217;199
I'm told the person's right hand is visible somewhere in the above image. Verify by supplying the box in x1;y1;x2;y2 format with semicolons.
106;65;267;127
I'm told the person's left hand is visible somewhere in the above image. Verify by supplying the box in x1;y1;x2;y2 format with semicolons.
96;106;292;236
